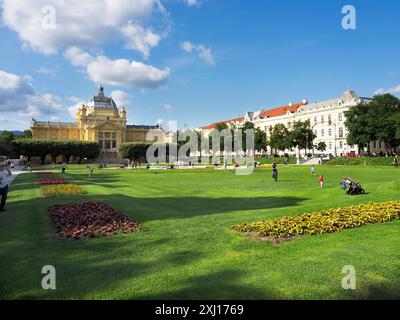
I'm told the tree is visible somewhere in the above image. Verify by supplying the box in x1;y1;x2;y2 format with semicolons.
0;131;15;157
268;124;290;155
254;128;267;154
13;140;100;164
315;142;327;153
120;143;151;163
14;130;33;140
288;120;316;154
345;94;400;154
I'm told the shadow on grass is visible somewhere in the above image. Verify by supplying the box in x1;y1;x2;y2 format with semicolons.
8;193;307;222
133;269;279;300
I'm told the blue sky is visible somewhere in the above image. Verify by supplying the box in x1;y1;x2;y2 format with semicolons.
0;0;399;131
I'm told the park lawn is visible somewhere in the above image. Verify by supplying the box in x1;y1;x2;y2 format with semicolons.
0;165;400;299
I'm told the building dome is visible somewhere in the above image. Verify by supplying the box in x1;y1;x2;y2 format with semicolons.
87;84;118;110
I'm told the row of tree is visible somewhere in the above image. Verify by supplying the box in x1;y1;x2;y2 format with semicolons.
12;140;100;164
0;130;33;157
345;94;400;154
120;120;325;163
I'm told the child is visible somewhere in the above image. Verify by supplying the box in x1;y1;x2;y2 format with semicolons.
319;175;324;188
311;165;316;176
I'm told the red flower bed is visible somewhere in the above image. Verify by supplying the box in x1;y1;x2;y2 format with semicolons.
37;179;65;185
36;172;56;178
48;201;140;240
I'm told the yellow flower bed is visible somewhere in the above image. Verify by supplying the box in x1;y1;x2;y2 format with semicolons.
41;184;86;197
233;201;400;240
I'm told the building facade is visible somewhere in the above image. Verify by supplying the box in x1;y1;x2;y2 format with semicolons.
199;90;377;156
31;85;164;159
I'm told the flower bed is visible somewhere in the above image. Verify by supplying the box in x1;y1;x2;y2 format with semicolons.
41;184;86;197
37;179;65;185
233;201;400;242
48;201;140;239
36;172;57;178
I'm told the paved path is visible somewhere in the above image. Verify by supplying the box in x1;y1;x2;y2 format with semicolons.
7;166;26;186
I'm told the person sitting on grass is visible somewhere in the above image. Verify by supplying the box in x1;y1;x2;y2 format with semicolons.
0;162;12;212
340;178;347;191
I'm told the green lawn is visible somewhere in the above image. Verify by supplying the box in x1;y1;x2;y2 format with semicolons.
1;165;400;299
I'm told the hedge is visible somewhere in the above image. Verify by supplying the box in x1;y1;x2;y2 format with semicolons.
233;201;400;241
325;157;395;166
12;139;100;164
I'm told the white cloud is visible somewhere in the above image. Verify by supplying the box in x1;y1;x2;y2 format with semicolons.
21;93;63;116
374;85;400;95
36;67;57;77
1;0;166;56
111;90;132;107
0;70;25;91
64;47;94;67
181;41;215;66
184;0;201;6
87;55;170;88
120;22;161;59
0;69;63;117
161;103;172;111
67;100;86;118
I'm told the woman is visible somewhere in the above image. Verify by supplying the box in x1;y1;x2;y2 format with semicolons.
272;162;278;182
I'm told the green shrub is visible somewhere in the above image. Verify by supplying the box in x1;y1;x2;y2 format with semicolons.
233;201;400;240
325;157;394;166
258;157;297;165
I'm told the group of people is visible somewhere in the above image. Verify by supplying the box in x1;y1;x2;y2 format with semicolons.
270;163;362;192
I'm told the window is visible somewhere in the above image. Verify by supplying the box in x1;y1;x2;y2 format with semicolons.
99;131;117;150
339;113;343;122
339;141;343;149
328;115;332;125
328;128;332;136
105;140;111;149
99;140;104;149
314;117;317;125
321;116;325;124
338;127;344;138
329;142;332;149
314;130;318;137
99;132;104;138
112;140;117;149
321;129;325;137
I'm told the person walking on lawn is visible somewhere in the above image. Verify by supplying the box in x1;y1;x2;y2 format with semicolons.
319;175;324;188
311;164;316;176
272;162;278;182
0;162;12;212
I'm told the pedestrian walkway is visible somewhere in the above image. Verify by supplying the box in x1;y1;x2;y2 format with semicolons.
8;166;26;186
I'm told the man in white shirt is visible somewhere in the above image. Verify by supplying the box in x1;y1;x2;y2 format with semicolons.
0;162;12;212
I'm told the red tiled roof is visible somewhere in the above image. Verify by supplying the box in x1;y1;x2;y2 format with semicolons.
259;101;307;119
201;116;244;130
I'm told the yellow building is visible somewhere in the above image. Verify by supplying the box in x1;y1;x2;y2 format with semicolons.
31;85;164;159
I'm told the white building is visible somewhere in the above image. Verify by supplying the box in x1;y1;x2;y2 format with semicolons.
199;90;377;157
